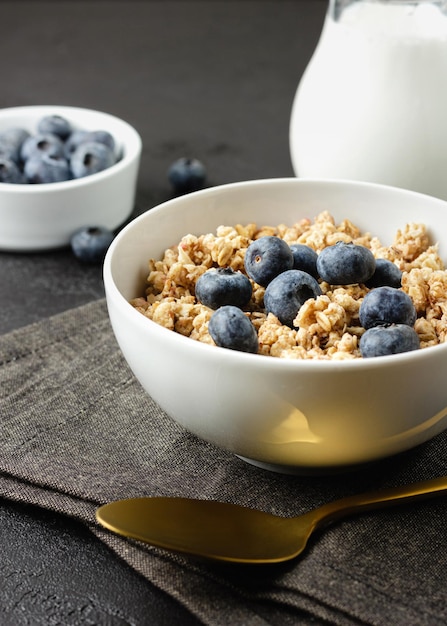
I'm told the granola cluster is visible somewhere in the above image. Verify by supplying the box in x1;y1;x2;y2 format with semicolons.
130;211;447;360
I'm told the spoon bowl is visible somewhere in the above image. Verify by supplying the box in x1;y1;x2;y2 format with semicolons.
96;475;447;564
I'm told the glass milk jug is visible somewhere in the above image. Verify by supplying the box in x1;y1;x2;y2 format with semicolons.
289;0;447;200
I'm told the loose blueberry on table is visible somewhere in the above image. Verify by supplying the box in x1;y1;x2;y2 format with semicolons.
70;226;114;263
167;157;206;194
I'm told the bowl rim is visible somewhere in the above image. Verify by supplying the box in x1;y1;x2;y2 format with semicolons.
104;177;447;372
0;104;142;192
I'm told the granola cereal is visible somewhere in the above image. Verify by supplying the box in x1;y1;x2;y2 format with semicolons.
131;211;447;360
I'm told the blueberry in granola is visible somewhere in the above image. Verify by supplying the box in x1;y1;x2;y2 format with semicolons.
208;305;258;353
316;241;375;285
195;267;252;310
264;269;322;328
359;286;417;329
360;324;420;357
290;243;319;279
365;258;402;288
245;236;294;287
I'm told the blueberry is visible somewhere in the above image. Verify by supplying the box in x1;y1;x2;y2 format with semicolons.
24;153;71;184
0;157;25;183
37;115;72;140
244;236;294;287
208;305;258;353
64;130;116;160
64;130;89;159
168;157;206;194
83;130;116;153
195;267;252;310
20;133;65;162
264;269;322;328
70;141;116;178
365;258;402;288
359;286;417;329
290;243;319;279
70;226;114;263
0;127;30;163
360;324;420;358
316;241;376;285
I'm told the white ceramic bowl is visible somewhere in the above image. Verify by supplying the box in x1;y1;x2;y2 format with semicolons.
104;178;447;472
0;105;142;251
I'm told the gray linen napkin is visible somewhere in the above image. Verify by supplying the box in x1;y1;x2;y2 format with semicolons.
1;298;447;626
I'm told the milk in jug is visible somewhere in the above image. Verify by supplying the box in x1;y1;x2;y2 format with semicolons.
289;0;447;200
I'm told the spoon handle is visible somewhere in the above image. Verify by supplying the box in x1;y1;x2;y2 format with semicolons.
315;475;447;526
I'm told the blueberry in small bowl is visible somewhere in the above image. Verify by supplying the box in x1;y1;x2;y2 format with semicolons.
0;105;141;251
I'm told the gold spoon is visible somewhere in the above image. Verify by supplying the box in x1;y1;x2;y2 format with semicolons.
96;475;447;564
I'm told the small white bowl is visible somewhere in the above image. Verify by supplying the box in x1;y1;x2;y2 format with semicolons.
0;105;142;251
104;178;447;473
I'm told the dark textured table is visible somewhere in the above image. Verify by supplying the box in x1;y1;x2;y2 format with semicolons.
0;2;326;623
